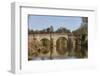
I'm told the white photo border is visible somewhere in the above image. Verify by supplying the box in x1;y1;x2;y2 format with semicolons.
11;2;97;74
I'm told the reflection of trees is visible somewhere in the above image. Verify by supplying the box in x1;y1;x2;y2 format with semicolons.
56;37;67;55
81;34;88;57
75;34;88;58
67;38;73;56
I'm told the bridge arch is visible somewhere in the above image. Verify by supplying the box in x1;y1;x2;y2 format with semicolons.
40;38;50;54
56;37;68;55
40;38;50;46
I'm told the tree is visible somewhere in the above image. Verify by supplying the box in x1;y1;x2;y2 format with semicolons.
28;29;34;34
50;26;54;32
47;27;51;33
55;27;70;33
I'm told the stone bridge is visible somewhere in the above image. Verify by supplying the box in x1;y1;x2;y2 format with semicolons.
28;33;76;58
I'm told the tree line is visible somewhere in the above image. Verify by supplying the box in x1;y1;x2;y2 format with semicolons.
28;26;71;34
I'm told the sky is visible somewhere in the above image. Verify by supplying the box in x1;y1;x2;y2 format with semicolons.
28;15;82;31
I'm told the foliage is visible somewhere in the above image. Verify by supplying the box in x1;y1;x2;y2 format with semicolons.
28;26;70;34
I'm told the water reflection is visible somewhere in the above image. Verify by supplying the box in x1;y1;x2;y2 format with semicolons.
73;36;88;58
28;34;88;60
